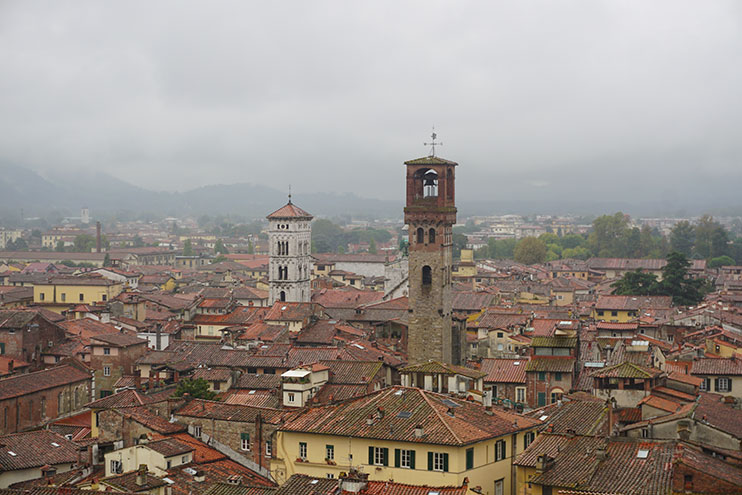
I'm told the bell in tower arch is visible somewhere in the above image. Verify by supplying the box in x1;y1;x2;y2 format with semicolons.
423;169;438;198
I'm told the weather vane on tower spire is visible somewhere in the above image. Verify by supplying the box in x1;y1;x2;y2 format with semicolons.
424;127;442;157
288;184;292;204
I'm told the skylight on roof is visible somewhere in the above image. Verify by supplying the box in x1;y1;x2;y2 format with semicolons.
513;361;520;365
51;442;60;447
397;411;412;419
310;480;319;484
637;449;649;459
539;415;549;421
441;399;460;408
8;451;17;456
395;390;404;396
352;343;365;349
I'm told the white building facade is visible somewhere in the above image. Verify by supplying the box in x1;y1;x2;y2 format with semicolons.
266;200;313;305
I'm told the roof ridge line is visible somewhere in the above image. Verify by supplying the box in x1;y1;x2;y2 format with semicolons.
418;388;463;444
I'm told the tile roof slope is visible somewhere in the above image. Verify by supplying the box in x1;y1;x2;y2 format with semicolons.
400;361;486;379
101;470;167;492
526;400;609;436
313;383;369;403
175;399;294;425
90;332;148;347
525;358;575;373
595;295;673;310
146;437;194;457
203;483;277;495
590;362;662;379
311;288;384;309
0;365;90;401
0;430;79;471
234;373;282;390
480;358;527;383
691;357;742;375
320;360;383;384
223;390;280;408
118;406;187;434
356;481;468;495
280;386;540;446
266;202;313;219
273;474;338;495
164;459;276;494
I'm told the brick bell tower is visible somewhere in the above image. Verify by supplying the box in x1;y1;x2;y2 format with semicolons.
404;134;461;365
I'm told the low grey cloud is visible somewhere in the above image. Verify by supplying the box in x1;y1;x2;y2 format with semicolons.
1;1;740;205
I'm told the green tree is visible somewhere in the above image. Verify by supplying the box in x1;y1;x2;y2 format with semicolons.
487;238;517;259
670;221;695;257
368;237;377;254
74;234;96;252
172;378;217;400
214;239;228;255
452;233;467;259
132;236;145;248
559;234;585;250
183;239;194;256
657;252;707;306
611;270;659;295
694;215;728;259
588;213;632;257
103;253;112;267
562;246;591;260
514;237;548;265
247;240;254;254
55;240;65;252
708;255;735;269
312;219;346;253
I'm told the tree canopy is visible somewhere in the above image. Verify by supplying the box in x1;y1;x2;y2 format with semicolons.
173;378;217;400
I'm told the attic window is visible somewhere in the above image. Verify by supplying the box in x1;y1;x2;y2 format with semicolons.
513;361;520;366
310;480;319;485
51;442;60;447
8;451;17;456
397;411;412;419
539;415;549;421
248;390;256;395
637;449;649;459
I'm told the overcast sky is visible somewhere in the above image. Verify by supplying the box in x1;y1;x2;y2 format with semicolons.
1;1;741;203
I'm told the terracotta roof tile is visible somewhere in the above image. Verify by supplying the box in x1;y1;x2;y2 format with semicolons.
0;430;79;471
480;358;527;384
0;365;90;401
266;202;313;219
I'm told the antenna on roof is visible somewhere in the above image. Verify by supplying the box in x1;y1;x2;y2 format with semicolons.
423;127;442;157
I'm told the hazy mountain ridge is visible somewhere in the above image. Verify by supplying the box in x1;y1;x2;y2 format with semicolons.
2;163;741;220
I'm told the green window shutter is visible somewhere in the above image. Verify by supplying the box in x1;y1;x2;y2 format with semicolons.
714;378;720;391
729;379;733;391
383;447;389;466
240;433;249;440
394;449;401;468
427;452;433;471
443;453;449;472
409;450;416;469
466;448;474;470
369;446;374;465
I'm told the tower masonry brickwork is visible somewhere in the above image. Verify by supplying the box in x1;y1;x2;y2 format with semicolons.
404;155;463;365
267;200;313;305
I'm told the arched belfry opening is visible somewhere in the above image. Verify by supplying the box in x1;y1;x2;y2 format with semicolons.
422;169;438;198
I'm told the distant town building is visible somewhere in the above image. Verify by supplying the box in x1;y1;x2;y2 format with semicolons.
266;198;313;305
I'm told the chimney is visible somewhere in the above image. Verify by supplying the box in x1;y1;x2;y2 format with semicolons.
414;425;424;438
339;469;369;493
594;446;608;461
8;360;13;373
135;465;147;487
96;222;102;253
135;370;142;390
41;465;57;478
194;471;206;483
535;455;554;473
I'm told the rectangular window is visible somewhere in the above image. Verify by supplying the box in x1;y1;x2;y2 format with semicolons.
103;347;111;355
554;372;562;381
370;446;388;466
597;310;604;316
79;293;84;302
213;381;220;391
516;387;526;403
194;425;202;438
326;444;334;461
495;440;506;461
288;392;295;403
428;452;448;472
299;442;307;460
495;479;504;495
110;460;122;474
40;293;45;301
524;431;535;449
167;460;171;469
537;371;546;381
538;392;546;407
611;311;618;316
266;440;272;457
61;293;66;302
396;448;415;469
466;447;474;470
327;473;335;478
240;433;250;451
181;455;188;464
717;377;731;393
0;343;4;355
103;366;111;376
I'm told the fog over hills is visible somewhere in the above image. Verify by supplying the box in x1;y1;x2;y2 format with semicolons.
2;163;741;221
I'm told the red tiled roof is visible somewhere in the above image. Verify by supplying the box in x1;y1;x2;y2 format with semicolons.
667;371;703;387
595;295;673;311
480;358;527;384
691;357;742;376
280;386;540;446
0;430;79;471
223;390;280;408
175;399;292;425
266;202;313;219
0;365;90;401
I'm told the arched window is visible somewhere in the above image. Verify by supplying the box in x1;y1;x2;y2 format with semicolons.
447;169;453;200
279;291;286;302
422;265;432;286
422;169;438;198
429;228;436;244
416;228;425;244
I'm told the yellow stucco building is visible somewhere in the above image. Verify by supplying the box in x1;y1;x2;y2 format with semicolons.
272;386;541;495
33;276;123;313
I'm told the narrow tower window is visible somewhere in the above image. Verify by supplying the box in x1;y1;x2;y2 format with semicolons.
416;228;425;244
422;265;432;286
429;228;436;244
280;291;286;302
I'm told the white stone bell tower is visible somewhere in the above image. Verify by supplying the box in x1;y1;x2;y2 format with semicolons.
266;196;313;305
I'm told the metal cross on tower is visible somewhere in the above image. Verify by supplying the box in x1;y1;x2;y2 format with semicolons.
288;184;292;204
423;127;442;157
